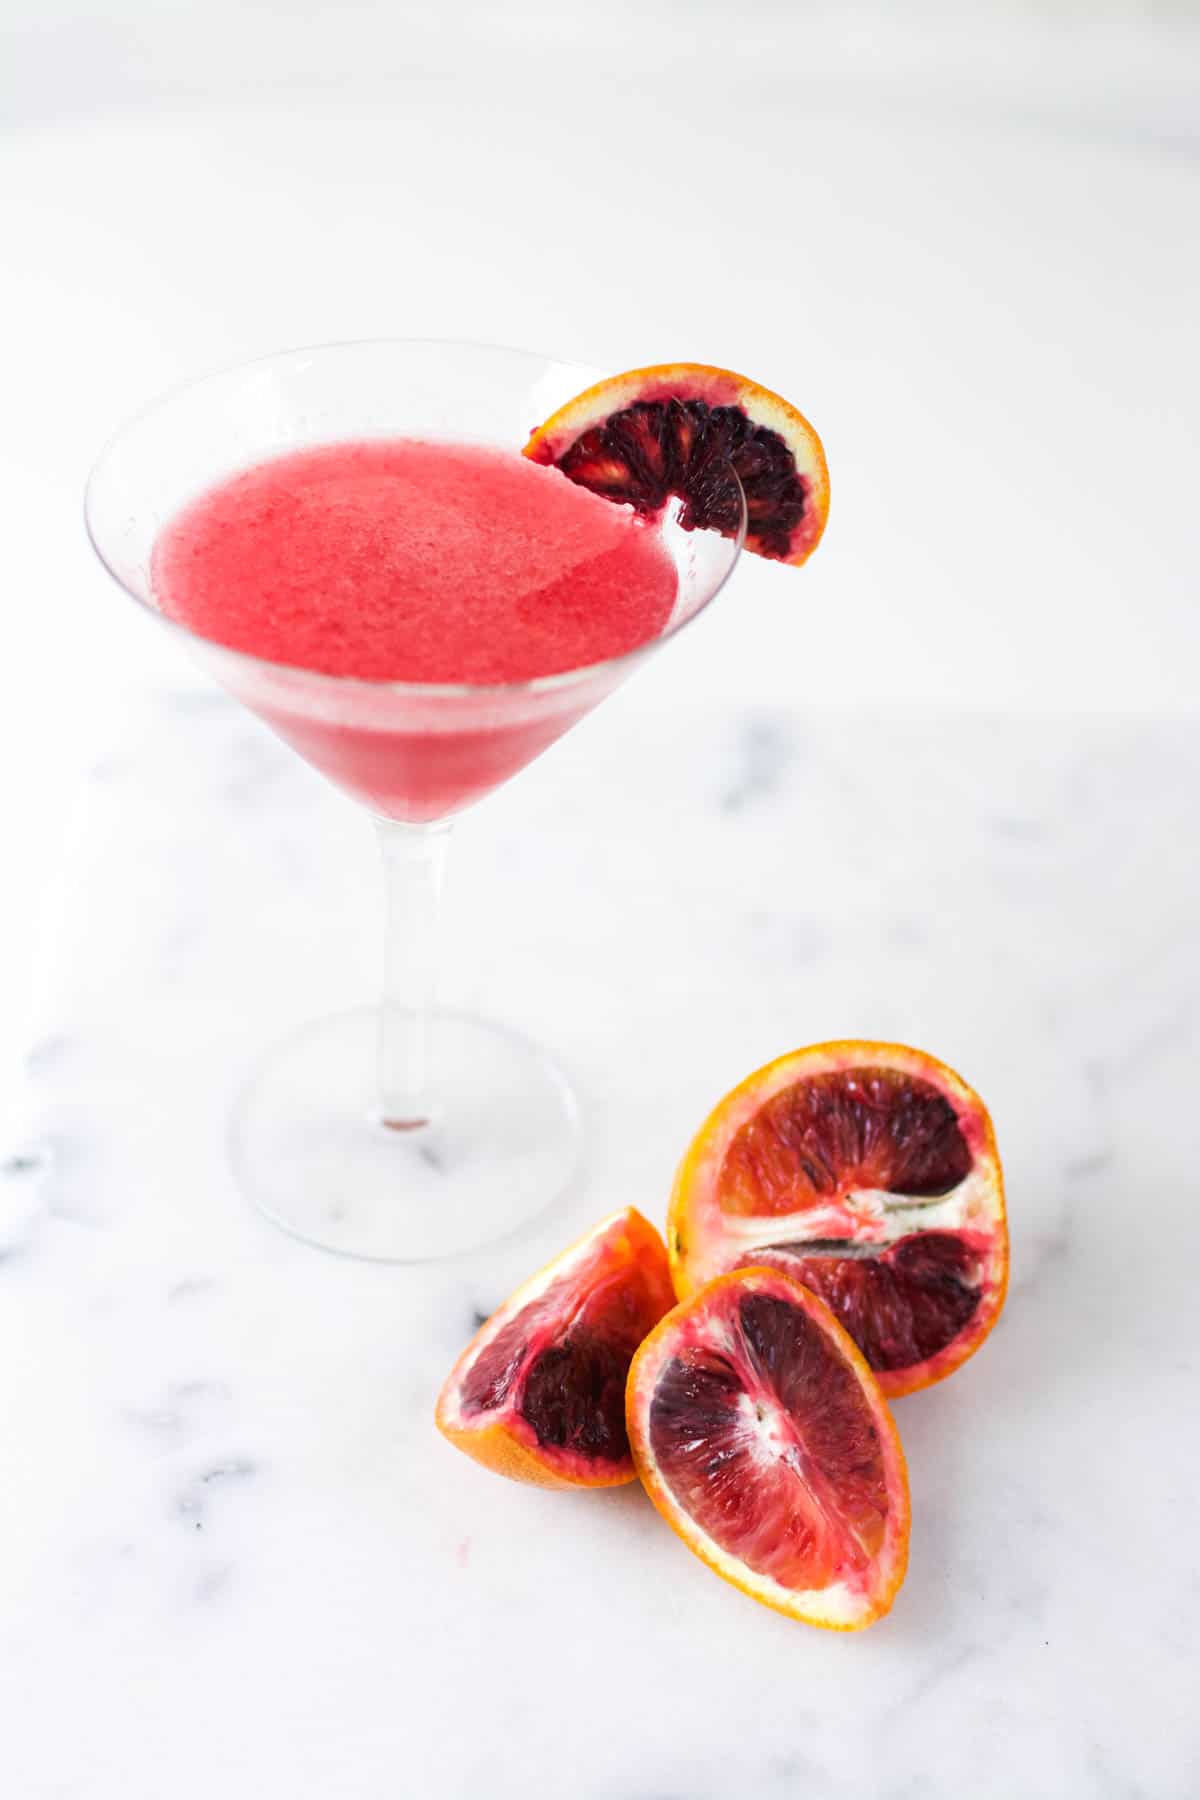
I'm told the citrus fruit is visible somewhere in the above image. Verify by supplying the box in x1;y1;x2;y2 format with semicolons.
627;1267;909;1629
436;1208;675;1489
524;362;829;565
668;1042;1008;1398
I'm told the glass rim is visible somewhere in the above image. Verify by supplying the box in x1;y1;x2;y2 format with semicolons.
83;335;748;703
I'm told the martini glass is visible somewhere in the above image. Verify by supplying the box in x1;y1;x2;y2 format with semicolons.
85;341;745;1261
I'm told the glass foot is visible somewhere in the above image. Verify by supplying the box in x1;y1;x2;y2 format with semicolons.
229;1008;581;1261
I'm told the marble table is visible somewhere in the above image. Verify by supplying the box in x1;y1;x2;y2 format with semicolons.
3;677;1197;1797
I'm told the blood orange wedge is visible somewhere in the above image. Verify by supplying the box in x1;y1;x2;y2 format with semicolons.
524;363;829;565
436;1208;675;1489
668;1042;1008;1398
627;1267;909;1629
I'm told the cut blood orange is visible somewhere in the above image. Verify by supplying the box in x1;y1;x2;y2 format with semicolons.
524;363;829;565
627;1267;909;1629
668;1042;1008;1398
436;1208;675;1489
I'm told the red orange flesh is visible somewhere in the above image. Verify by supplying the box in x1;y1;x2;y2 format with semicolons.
436;1208;675;1488
524;362;829;565
627;1267;909;1628
668;1042;1008;1397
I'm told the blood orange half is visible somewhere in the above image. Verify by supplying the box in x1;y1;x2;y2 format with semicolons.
524;363;829;565
627;1267;909;1629
436;1208;675;1489
668;1042;1008;1398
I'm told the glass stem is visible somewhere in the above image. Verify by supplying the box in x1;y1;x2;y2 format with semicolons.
374;817;452;1130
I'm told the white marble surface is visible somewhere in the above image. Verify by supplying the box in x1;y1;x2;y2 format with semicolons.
3;669;1198;1797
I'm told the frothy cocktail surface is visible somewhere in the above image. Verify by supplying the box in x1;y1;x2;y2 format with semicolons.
152;440;677;683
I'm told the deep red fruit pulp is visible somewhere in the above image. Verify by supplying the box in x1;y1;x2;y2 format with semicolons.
462;1261;667;1468
720;1068;974;1216
741;1232;988;1374
647;1285;890;1590
535;396;804;558
717;1068;990;1376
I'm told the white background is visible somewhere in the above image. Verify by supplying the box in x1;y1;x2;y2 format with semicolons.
3;2;1199;1089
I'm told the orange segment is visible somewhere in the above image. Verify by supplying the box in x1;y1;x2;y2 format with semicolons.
524;362;829;565
626;1267;909;1629
668;1041;1008;1398
436;1208;675;1489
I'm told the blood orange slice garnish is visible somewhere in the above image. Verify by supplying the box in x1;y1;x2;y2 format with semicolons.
524;362;829;565
668;1042;1008;1398
627;1267;909;1629
436;1208;675;1489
